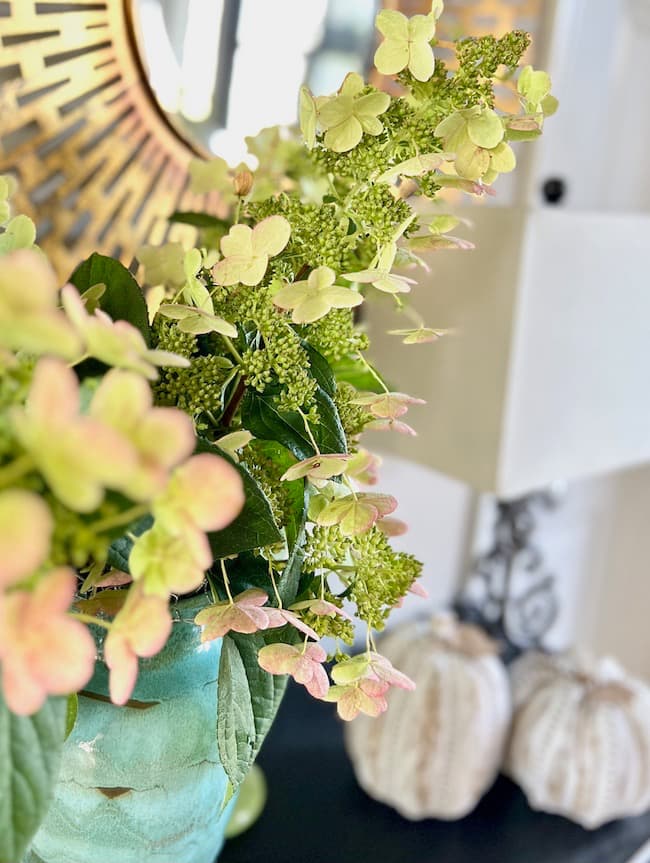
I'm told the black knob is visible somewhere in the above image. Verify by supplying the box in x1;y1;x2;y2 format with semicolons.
542;177;566;205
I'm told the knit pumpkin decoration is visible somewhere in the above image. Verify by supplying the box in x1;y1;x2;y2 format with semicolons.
506;649;650;828
345;613;511;820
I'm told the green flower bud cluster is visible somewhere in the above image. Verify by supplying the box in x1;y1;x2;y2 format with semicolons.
303;309;369;364
334;382;373;441
381;97;444;160
417;171;443;199
346;183;413;244
452;31;531;108
155;354;232;418
152;317;196;358
220;285;318;413
248;197;351;272
349;527;421;630
302;524;421;631
312;132;391;184
301;595;355;644
240;443;294;527
302;524;352;572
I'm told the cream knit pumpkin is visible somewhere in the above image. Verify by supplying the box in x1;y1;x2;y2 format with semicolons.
506;650;650;829
345;613;511;820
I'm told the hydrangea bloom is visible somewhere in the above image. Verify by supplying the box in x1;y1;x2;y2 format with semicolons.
0;249;81;359
103;585;172;705
11;358;136;512
316;492;397;536
212;216;291;286
317;73;390;154
374;7;438;82
273;266;362;324
153;453;245;535
0;489;52;588
324;677;390;720
280;453;352;485
195;589;271;641
61;285;189;380
129;522;212;598
258;643;329;698
350;391;425;420
0;568;96;715
89;368;196;501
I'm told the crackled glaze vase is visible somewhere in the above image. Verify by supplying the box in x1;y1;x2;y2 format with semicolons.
24;595;237;863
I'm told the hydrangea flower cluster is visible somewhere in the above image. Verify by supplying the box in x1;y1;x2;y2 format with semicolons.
0;0;553;796
0;208;244;715
120;0;552;722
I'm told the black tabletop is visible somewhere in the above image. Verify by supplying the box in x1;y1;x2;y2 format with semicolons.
220;682;650;863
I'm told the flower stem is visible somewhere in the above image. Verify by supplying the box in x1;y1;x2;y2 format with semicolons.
298;409;320;455
69;612;112;630
220;559;234;604
221;374;246;429
268;560;283;608
356;352;389;394
93;504;149;534
223;336;244;365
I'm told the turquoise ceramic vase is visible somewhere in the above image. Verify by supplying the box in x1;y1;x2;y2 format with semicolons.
24;595;238;863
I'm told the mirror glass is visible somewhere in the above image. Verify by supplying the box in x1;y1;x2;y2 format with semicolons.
131;0;380;164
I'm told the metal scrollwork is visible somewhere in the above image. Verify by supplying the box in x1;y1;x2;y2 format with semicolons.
456;491;561;663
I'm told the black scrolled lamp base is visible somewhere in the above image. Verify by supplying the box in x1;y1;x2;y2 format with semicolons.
455;489;563;663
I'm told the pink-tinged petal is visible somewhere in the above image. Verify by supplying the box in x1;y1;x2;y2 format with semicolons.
304;643;328;663
377;517;408;537
359;493;397;517
2;659;46;715
105;636;139;706
156;453;244;534
26;357;79;422
366;418;417;436
264;607;319;640
117;587;172;657
290;599;353;620
280;454;351;482
304;663;330;699
0;489;52;587
409;580;429;598
257;643;299;675
33;617;96;695
195;591;271;641
345;449;382;485
235;588;270;608
31;567;76;616
367;652;416;690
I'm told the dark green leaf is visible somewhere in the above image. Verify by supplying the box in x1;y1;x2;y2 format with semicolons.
216;637;257;789
301;342;336;398
331;355;387;393
0;691;67;863
217;631;290;789
241;387;346;461
106;515;152;573
247;440;306;552
195;439;282;557
69;253;151;346
169;211;230;230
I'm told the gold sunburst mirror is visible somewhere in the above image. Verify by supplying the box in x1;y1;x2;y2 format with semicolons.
0;0;542;278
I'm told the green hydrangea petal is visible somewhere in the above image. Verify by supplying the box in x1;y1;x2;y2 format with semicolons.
374;39;410;75
467;108;504;148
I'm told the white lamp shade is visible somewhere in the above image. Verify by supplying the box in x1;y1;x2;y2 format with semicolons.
366;206;650;498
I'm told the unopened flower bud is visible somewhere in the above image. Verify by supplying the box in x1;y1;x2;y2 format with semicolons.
233;170;253;197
